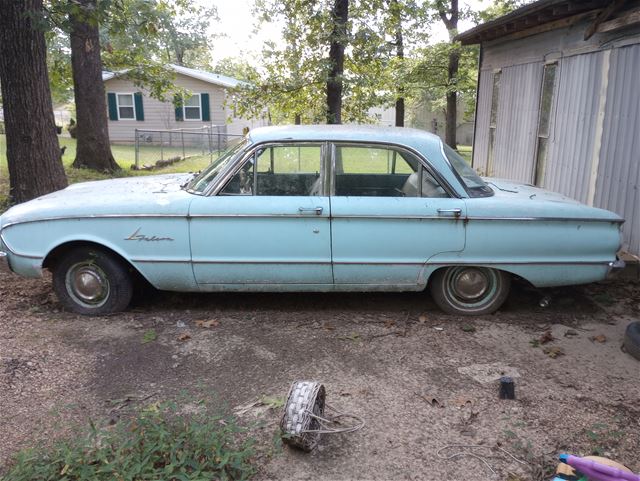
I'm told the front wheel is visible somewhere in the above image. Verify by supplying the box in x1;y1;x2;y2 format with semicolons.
52;247;133;315
430;266;511;316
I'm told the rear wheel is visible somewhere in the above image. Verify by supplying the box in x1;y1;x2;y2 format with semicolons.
430;266;511;316
52;247;133;315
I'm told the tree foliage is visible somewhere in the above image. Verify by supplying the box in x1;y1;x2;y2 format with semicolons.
43;0;217;105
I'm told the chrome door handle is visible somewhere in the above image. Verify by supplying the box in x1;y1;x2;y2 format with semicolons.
299;206;323;215
437;208;462;217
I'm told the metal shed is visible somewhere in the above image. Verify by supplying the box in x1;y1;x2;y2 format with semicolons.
458;0;640;257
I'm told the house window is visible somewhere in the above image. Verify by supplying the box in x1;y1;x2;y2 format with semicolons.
183;93;201;120
533;63;557;186
487;70;501;175
116;93;135;120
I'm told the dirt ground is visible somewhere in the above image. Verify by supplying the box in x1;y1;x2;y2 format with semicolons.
1;271;639;480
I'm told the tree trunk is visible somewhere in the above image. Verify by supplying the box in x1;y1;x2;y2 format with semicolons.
326;0;348;124
294;113;301;125
439;0;459;148
0;0;68;204
445;49;459;147
391;0;405;127
69;0;120;172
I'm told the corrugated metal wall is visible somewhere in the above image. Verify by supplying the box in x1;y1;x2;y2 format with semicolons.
595;43;640;256
491;62;543;182
472;69;494;174
542;52;603;203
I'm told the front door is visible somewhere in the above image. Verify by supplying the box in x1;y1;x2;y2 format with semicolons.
329;143;466;287
189;143;333;286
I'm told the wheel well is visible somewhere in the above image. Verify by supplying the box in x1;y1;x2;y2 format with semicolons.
426;265;521;288
43;241;140;278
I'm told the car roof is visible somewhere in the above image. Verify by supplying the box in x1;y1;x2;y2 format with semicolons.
247;124;443;151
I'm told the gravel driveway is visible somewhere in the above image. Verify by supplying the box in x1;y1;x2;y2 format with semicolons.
1;271;639;480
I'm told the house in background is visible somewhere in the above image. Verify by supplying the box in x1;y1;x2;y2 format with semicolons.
102;64;267;143
457;0;640;257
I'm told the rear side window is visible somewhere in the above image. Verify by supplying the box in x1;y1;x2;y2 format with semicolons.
333;144;448;198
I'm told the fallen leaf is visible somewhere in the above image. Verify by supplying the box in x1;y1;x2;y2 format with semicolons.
451;397;474;408
338;332;361;341
384;319;396;328
177;333;191;342
461;324;476;333
418;315;428;323
590;334;607;343
417;392;443;407
543;346;565;358
323;323;335;331
195;319;219;328
539;330;555;344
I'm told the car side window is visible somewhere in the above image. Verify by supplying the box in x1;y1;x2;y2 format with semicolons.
221;145;323;196
333;145;448;198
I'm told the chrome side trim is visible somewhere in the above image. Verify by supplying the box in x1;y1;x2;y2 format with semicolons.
0;213;624;229
191;260;331;265
426;260;615;266
190;213;329;219
464;216;624;223
131;258;192;263
1;213;185;229
129;259;615;267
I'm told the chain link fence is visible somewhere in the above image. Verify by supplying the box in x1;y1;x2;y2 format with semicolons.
133;125;244;170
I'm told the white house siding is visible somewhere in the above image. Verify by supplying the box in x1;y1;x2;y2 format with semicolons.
471;18;640;255
104;75;228;143
595;43;640;256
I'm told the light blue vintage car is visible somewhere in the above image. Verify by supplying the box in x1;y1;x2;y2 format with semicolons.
0;125;625;316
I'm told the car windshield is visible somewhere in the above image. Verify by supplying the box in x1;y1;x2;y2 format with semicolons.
442;144;493;198
187;139;249;194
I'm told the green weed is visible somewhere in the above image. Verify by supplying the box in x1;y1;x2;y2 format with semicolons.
1;403;255;481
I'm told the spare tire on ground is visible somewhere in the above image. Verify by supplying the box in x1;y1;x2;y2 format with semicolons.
623;321;640;361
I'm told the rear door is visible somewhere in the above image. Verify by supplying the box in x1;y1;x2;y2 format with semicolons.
329;143;466;287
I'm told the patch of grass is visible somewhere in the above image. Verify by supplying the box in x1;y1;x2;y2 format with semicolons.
457;145;473;164
0;403;255;481
259;395;285;410
141;328;157;344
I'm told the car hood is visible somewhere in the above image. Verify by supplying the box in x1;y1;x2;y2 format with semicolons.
475;178;624;222
0;173;195;228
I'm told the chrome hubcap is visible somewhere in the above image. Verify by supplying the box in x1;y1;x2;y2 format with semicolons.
452;268;489;300
66;263;109;307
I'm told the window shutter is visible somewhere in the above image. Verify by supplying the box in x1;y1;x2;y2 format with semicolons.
134;92;144;121
174;94;183;121
107;93;118;121
201;93;210;122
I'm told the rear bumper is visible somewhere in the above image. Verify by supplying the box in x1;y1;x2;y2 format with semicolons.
607;259;626;278
0;251;11;274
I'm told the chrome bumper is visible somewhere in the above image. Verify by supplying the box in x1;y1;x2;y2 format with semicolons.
0;251;11;274
607;259;626;278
